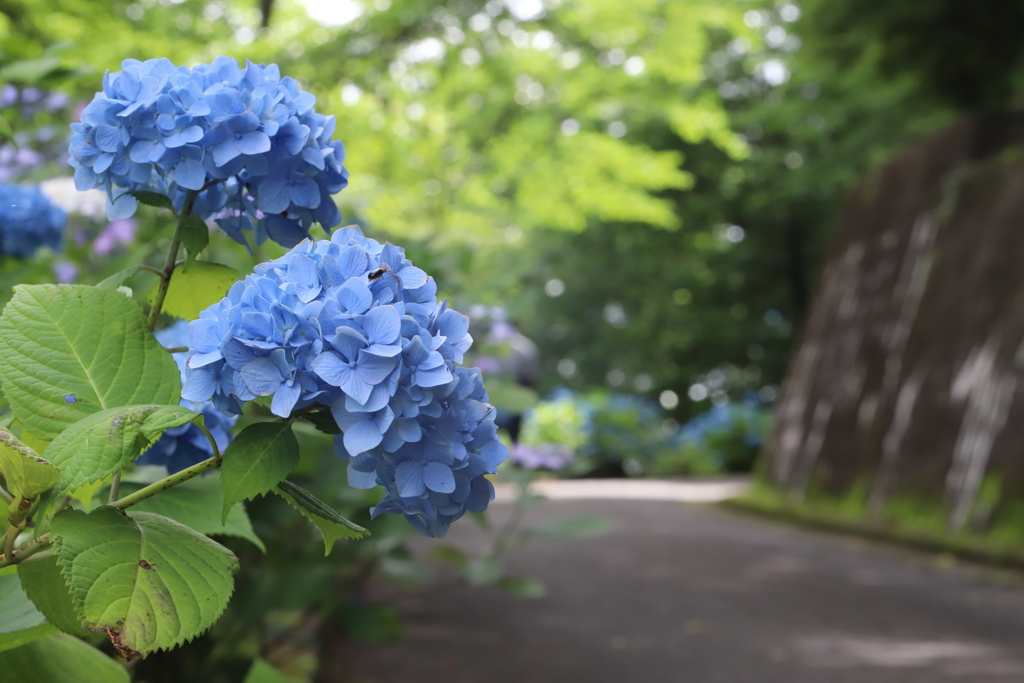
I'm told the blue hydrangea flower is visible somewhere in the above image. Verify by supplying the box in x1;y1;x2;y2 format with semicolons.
69;57;349;250
0;183;65;257
181;226;508;537
138;321;237;474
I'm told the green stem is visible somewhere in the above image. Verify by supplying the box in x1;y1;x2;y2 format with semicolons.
194;420;222;459
3;524;17;563
19;547;54;565
108;471;122;504
0;532;49;568
164;346;189;354
112;454;222;511
0;486;11;506
138;263;163;276
146;189;199;332
487;478;531;559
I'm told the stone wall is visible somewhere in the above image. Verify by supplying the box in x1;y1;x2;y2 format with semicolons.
764;112;1024;531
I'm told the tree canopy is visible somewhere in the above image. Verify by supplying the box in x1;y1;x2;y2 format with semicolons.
0;0;984;418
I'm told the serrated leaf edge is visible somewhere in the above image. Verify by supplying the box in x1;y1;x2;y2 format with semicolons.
274;480;368;555
46;405;196;496
51;508;239;657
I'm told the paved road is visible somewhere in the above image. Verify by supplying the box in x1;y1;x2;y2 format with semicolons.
347;497;1024;683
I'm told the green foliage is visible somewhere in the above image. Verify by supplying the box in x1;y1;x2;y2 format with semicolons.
339;603;403;643
115;476;265;552
0;285;181;440
17;557;103;641
243;658;292;683
51;506;239;657
125;190;175;212
803;0;1024;109
478;377;539;414
498;577;547;598
220;422;300;523
274;479;369;555
0;424;60;500
528;515;618;539
300;408;342;435
0;55;63;83
464;556;504;586
95;266;141;291
0;567;56;652
45;405;196;496
0;634;129;683
178;214;210;271
147;261;239;321
520;395;589;450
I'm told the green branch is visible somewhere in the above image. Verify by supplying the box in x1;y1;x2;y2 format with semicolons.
107;471;122;504
194;420;222;459
3;524;17;563
146;188;198;332
112;454;223;511
0;532;49;568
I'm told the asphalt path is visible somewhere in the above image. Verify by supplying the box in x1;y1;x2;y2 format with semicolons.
347;492;1024;683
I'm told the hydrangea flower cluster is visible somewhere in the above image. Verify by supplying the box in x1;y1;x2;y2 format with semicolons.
182;226;508;537
69;57;349;249
510;442;574;470
137;321;237;474
0;183;66;257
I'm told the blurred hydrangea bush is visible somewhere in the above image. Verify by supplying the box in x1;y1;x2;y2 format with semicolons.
0;182;66;257
658;398;774;476
69;57;349;248
510;390;773;477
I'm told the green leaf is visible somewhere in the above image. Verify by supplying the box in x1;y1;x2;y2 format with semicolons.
339;603;402;643
465;557;504;586
66;476;111;511
529;515;617;539
0;285;181;440
498;576;546;598
243;658;292;683
0;114;15;146
51;506;239;658
0;569;57;652
483;378;540;413
220;422;299;524
45;405;196;496
125;190;174;212
18;428;50;456
178;214;210;270
0;425;60;500
18;557;104;643
96;266;141;291
0;56;62;83
274;479;368;554
0;634;129;682
147;261;237;321
0;623;56;653
428;543;468;569
116;477;265;552
301;408;341;435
